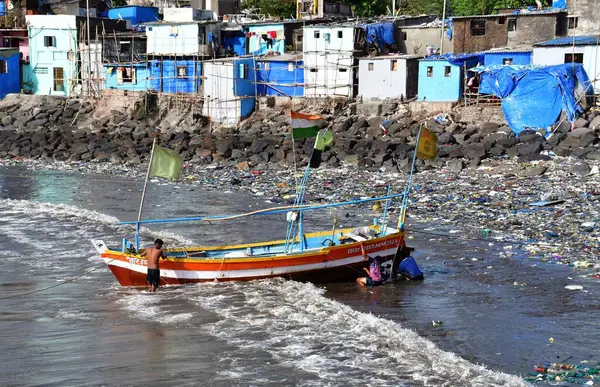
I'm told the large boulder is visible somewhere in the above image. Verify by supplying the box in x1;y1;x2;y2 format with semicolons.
462;143;486;160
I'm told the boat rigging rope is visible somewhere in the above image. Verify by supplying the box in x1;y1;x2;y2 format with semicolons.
0;257;118;300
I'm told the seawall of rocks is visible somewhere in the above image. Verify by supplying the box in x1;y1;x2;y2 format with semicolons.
0;95;599;175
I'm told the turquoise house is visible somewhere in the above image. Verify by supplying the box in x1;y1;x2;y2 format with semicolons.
0;48;21;98
104;63;153;91
25;15;128;96
418;54;482;102
25;15;78;96
247;23;285;55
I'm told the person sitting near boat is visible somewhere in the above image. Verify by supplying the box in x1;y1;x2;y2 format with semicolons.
146;238;166;292
396;246;424;281
356;253;384;287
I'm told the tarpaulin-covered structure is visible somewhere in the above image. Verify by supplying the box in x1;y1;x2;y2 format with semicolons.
361;22;395;48
471;64;591;135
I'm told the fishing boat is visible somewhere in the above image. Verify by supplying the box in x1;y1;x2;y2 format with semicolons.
92;116;435;286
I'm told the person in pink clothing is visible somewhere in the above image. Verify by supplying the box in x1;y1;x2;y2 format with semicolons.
356;253;384;287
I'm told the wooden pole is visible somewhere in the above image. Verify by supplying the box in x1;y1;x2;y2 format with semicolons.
136;138;157;249
440;0;447;54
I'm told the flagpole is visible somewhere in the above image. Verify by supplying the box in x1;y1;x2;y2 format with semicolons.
136;138;157;250
398;123;423;230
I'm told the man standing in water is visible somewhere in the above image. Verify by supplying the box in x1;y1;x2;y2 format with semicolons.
146;239;166;292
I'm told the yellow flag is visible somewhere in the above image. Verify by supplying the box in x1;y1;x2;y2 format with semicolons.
150;145;183;180
416;126;437;161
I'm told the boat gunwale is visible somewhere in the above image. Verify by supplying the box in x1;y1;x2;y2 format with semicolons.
102;229;404;264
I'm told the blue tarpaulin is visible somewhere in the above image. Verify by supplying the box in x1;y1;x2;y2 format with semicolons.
472;64;591;136
446;19;452;40
359;22;395;48
552;0;567;9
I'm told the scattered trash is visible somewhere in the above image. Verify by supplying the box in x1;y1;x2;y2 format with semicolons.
432;320;443;326
526;362;600;385
548;337;554;343
565;285;584;291
530;200;565;207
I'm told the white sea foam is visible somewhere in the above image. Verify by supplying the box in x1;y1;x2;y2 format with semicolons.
191;279;526;387
57;308;95;321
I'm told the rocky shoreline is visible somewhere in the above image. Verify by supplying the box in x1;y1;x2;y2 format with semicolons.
0;94;599;267
0;95;599;174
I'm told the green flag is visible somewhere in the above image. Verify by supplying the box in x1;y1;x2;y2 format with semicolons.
150;145;183;180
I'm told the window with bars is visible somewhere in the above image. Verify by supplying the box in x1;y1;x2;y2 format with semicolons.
470;20;487;36
44;36;56;47
0;60;7;74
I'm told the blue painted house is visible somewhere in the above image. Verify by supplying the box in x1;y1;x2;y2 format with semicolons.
103;32;155;92
0;48;21;98
483;50;532;66
203;57;256;124
107;6;159;27
256;54;303;97
418;54;482;102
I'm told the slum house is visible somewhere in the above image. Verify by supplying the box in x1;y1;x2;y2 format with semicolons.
0;48;20;98
564;0;599;36
24;15;128;97
482;49;531;66
417;54;482;103
357;54;420;100
107;6;160;27
222;19;330;57
463;50;532;104
132;0;240;16
533;36;600;94
451;10;568;54
256;54;303;97
303;22;396;98
0;28;28;61
145;11;220;94
103;32;155;92
397;26;452;56
297;0;351;19
38;0;111;16
202;57;256;124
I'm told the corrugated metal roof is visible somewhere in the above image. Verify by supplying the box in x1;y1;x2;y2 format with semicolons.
258;53;303;62
451;9;564;20
483;49;532;54
399;25;445;30
534;35;600;47
358;54;422;60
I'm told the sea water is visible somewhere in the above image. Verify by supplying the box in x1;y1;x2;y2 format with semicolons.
1;165;598;386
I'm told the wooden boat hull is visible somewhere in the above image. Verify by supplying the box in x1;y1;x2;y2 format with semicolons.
93;231;405;286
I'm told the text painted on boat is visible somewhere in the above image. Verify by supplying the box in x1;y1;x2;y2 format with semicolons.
128;257;148;266
347;238;399;254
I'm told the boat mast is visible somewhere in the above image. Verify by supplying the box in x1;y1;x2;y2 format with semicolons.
135;138;157;250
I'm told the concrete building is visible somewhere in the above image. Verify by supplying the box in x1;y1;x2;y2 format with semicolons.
0;48;20;98
25;15;127;97
533;35;600;93
397;26;452;56
256;54;303;97
297;0;351;19
145;20;221;57
451;10;567;54
565;0;600;36
358;55;420;100
417;54;481;102
302;24;365;98
203;57;256;124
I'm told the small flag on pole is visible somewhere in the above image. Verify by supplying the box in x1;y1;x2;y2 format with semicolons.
415;126;437;161
150;145;183;180
309;130;334;168
291;110;322;140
